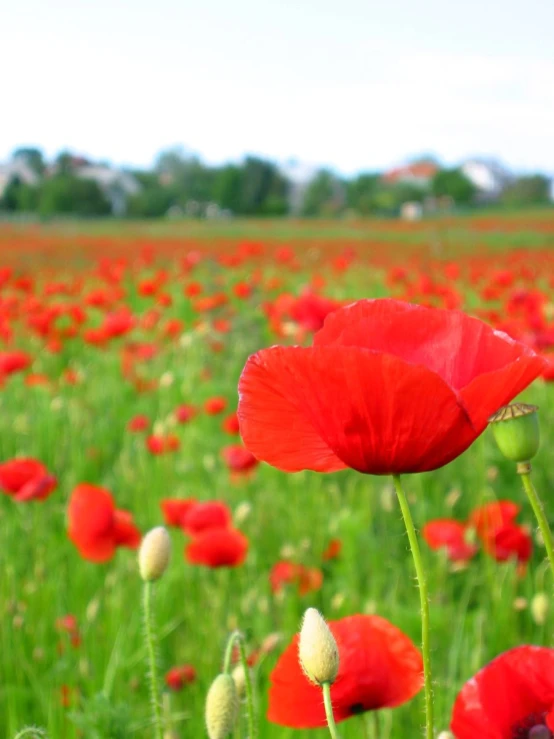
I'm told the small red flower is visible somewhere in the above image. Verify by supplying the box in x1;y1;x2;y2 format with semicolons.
222;412;240;435
268;614;423;727
185;527;248;568
67;484;141;562
423;520;479;562
181;501;232;535
204;396;227;415
146;434;180;454
269;561;323;596
165;664;197;690
0;350;32;376
322;538;343;561
161;498;198;527
221;445;259;474
127;414;150;432
0;458;57;502
238;299;545;475
451;645;554;738
175;404;197;424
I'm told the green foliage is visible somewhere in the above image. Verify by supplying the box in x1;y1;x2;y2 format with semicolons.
12;147;46;175
346;173;381;215
0;179;39;212
68;694;133;739
501;175;551;207
301;170;345;217
38;175;111;217
431;168;476;204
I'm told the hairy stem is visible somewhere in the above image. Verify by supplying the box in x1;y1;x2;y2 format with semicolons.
521;470;554;581
143;581;164;739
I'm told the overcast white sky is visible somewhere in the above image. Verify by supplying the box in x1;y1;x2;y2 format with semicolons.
2;0;554;174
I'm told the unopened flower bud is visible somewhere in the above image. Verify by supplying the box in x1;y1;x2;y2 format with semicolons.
231;663;247;698
531;592;549;625
138;527;171;581
489;404;540;464
437;733;454;739
205;673;239;739
298;608;339;686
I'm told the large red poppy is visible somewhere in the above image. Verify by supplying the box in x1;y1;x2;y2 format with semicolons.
67;484;141;562
268;614;423;727
451;646;554;738
0;458;57;502
238;299;545;475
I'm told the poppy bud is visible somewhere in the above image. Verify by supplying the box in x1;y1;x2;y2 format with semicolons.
205;673;239;739
489;404;540;464
138;527;171;581
437;733;454;739
298;608;339;686
531;592;549;625
231;663;247;698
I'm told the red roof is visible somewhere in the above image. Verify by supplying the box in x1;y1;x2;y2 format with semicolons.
383;162;438;184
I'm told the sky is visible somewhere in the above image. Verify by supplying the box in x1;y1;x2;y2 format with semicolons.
3;0;554;175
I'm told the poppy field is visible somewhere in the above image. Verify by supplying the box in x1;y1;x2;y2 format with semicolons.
3;213;554;739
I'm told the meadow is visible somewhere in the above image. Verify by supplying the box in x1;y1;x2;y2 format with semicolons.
2;211;554;739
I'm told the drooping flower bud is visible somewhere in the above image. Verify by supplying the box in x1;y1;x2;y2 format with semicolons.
489;404;540;464
205;673;239;739
298;608;339;686
138;527;171;581
531;592;549;625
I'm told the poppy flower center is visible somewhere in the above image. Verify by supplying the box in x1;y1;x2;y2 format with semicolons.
511;714;552;738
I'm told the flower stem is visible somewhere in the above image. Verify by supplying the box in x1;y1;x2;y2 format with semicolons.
142;581;164;739
520;469;554;580
392;474;434;739
222;630;257;738
322;682;340;739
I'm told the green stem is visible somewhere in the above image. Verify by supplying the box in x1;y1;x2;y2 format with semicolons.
13;730;48;739
322;682;340;739
222;630;257;738
521;470;554;580
392;474;434;739
143;582;164;739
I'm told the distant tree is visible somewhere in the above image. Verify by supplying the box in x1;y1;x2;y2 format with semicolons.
431;168;476;204
12;147;45;175
38;175;111;217
301;170;345;217
370;182;426;215
347;173;381;214
500;175;551;207
212;165;242;213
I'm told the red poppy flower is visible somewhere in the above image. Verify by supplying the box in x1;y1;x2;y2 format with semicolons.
422;520;479;562
450;645;554;738
238;299;545;475
185;527;248;568
165;664;197;690
161;498;198;528
268;614;423;727
0;350;32;376
67;484;141;562
181;501;231;535
269;561;323;596
204;396;227;415
322;538;343;561
222;412;240;435
127;414;150;432
0;458;57;502
221;445;259;474
146;434;180;454
469;501;520;540
175;404;197;424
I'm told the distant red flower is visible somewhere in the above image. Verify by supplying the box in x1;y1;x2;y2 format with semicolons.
238;299;545;475
451;646;554;738
221;445;259;474
56;614;81;649
0;458;57;502
268;614;423;727
165;664;197;690
67;484;141;562
160;498;198;527
127;414;150;432
0;350;32;376
185;527;248;568
322;538;342;561
175;404;197;424
222;412;240;435
423;501;532;566
146;434;180;454
204;396;227;415
269;561;323;596
181;501;231;535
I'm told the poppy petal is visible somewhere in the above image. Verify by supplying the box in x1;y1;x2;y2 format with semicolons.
239;346;477;475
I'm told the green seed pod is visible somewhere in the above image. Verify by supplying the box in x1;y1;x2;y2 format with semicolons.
205;674;239;739
489;404;540;463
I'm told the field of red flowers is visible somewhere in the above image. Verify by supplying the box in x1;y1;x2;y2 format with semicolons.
2;215;554;739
